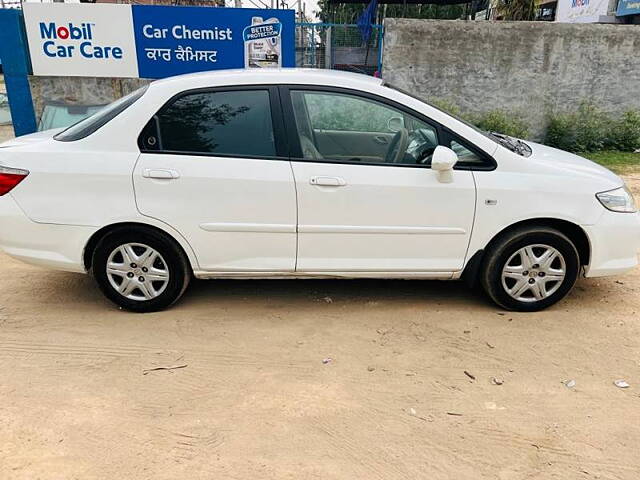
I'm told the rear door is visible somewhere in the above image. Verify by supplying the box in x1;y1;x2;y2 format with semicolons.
133;86;297;272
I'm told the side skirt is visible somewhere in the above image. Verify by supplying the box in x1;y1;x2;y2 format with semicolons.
193;271;458;280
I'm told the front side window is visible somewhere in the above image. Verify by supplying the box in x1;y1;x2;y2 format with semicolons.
290;90;439;166
152;89;276;157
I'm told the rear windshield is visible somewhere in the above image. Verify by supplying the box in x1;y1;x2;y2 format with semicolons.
54;85;148;142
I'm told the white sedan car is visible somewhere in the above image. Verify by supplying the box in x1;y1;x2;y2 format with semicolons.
0;69;638;312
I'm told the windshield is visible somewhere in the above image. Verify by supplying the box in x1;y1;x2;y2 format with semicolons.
384;82;531;157
54;85;148;142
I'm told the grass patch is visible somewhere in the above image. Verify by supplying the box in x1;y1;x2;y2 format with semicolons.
582;151;640;174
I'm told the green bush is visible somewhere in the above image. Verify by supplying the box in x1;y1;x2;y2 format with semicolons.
605;111;640;152
430;98;640;153
545;103;640;153
472;110;530;139
545;103;610;153
429;97;463;118
429;98;530;139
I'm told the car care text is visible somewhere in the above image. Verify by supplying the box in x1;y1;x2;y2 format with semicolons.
39;22;124;59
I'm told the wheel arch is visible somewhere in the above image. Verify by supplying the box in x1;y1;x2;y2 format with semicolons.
463;217;591;286
83;222;196;273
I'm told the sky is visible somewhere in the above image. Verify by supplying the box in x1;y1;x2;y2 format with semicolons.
228;0;321;21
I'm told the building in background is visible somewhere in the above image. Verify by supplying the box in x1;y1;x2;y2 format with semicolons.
554;0;618;22
535;0;557;20
616;0;640;22
478;0;639;21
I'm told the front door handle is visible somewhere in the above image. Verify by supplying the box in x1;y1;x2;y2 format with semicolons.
310;176;347;187
143;169;180;180
374;135;389;145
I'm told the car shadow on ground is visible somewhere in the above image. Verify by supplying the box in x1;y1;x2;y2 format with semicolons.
184;277;492;310
14;267;616;314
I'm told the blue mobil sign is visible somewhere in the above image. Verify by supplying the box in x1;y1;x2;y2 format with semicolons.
22;3;295;78
617;0;640;15
132;6;295;78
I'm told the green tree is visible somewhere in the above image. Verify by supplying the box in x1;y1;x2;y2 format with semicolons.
315;0;468;24
496;0;536;20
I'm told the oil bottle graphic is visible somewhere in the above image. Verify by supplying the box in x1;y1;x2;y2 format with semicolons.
243;16;282;68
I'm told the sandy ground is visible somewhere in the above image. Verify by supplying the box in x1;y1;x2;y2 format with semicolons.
1;124;640;479
0;125;13;141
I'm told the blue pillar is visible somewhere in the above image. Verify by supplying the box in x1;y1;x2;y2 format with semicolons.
0;9;37;137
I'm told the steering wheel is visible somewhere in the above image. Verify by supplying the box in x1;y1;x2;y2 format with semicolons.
411;128;437;165
417;146;437;165
384;128;410;164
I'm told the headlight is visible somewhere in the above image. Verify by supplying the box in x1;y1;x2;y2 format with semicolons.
596;186;637;213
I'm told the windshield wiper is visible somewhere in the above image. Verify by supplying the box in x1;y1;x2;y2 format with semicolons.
489;132;531;157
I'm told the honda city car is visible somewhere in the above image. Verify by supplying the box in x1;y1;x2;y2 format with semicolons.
0;69;638;312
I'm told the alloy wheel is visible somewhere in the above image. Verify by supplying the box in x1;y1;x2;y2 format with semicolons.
106;243;170;301
501;244;566;303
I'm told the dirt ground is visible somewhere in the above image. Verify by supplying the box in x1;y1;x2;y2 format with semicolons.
0;125;13;141
1;126;640;479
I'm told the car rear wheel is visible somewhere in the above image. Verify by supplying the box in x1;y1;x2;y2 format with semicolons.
92;227;191;312
480;227;580;311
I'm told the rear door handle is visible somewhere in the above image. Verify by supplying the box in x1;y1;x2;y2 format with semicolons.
143;169;180;179
310;176;347;187
374;135;389;145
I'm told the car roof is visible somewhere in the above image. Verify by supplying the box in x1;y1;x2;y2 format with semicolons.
149;68;384;92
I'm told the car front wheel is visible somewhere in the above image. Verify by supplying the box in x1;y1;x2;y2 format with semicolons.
481;227;580;311
92;227;191;312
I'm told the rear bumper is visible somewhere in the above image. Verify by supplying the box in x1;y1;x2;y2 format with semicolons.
0;194;96;273
583;210;640;277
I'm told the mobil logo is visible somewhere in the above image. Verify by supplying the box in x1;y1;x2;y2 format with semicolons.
38;20;124;60
39;22;94;41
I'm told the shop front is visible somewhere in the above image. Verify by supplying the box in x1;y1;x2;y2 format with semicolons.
616;0;640;22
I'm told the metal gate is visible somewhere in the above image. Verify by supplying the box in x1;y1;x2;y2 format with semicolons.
296;23;384;76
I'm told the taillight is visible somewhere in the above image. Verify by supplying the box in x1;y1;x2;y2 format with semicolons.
0;166;29;196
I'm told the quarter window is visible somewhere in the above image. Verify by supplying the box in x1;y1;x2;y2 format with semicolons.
449;139;485;166
153;89;276;157
290;90;439;166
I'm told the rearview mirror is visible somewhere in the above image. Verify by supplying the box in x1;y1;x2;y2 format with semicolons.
431;146;458;183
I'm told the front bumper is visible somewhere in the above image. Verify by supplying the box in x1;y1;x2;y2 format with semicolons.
583;209;640;277
0;194;97;273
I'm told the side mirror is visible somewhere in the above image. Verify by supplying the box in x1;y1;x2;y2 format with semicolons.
431;146;458;183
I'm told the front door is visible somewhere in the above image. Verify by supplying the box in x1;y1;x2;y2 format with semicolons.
284;88;477;273
134;87;297;272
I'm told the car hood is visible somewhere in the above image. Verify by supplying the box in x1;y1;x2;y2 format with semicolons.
525;140;622;188
0;128;64;149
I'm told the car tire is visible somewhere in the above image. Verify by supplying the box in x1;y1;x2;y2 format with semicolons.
91;227;191;313
480;226;580;312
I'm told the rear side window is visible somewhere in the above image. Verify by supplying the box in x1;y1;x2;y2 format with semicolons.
144;89;276;158
55;85;148;142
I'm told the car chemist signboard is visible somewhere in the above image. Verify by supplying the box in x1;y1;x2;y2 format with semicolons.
22;3;295;79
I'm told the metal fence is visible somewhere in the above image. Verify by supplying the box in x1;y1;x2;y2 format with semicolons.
296;23;384;76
